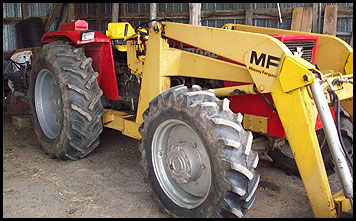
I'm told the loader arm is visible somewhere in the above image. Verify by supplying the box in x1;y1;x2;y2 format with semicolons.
127;22;353;217
133;22;294;125
222;23;353;120
221;24;353;75
271;57;344;218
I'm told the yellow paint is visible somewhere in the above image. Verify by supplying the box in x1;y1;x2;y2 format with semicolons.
340;98;353;121
222;24;353;74
213;84;256;97
333;80;353;101
344;52;353;75
333;190;352;216
242;114;268;134
102;109;141;139
162;48;254;83
271;74;337;218
101;21;353;217
106;22;136;51
278;55;315;93
126;41;145;77
102;111;114;124
162;22;292;93
135;22;171;125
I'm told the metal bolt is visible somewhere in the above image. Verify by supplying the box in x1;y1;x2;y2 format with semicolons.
202;165;206;169
259;85;264;92
193;143;197;148
303;74;309;83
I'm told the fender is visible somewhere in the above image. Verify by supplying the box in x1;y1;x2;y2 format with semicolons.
41;20;118;101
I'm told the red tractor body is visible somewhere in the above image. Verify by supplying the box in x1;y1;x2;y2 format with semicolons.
41;20;119;101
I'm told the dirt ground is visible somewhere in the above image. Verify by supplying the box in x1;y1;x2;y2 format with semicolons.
3;112;347;218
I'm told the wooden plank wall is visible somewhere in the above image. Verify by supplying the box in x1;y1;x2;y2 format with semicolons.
323;5;338;36
3;3;353;48
291;7;313;32
4;4;353;26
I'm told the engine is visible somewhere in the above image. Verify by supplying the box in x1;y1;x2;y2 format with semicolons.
115;60;140;112
102;50;140;113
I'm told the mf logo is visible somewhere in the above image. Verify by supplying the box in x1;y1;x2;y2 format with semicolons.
249;51;281;68
293;47;304;57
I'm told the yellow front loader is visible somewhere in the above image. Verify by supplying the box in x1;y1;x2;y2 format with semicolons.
108;21;353;218
30;19;353;218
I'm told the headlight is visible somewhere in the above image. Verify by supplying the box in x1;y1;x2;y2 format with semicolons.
81;31;95;41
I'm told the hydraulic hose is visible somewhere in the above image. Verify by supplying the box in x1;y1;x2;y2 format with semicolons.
328;80;353;168
311;76;353;205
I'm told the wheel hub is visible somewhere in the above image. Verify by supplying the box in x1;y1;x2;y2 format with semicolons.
166;142;203;184
48;83;62;125
35;69;63;139
151;119;212;209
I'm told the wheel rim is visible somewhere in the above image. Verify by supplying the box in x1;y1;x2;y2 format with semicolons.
35;69;62;139
152;119;212;209
279;142;294;159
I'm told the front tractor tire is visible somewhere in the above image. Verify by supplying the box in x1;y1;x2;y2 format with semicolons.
139;85;260;218
29;41;104;160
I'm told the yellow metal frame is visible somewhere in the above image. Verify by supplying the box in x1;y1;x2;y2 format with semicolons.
221;23;353;75
102;109;141;139
243;114;268;134
333;190;352;215
102;21;353;217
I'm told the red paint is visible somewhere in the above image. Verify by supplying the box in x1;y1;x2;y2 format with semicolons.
315;106;335;130
41;21;118;101
271;34;319;65
225;80;333;137
59;20;88;31
224;81;286;137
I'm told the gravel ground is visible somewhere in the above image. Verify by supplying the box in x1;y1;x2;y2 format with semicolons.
3;113;347;218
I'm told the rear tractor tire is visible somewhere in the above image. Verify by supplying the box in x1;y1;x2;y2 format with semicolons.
29;41;104;160
139;85;260;218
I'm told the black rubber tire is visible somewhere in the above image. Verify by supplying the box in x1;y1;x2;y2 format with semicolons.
29;41;104;160
268;107;353;176
139;85;260;218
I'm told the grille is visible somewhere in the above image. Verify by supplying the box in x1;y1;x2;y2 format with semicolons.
283;41;315;63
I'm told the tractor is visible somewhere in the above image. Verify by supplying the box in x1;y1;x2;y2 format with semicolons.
13;19;352;217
